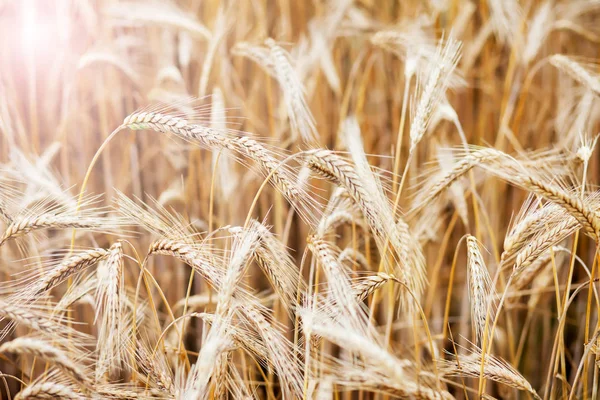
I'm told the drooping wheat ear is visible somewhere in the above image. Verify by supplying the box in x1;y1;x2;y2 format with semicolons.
352;272;399;302
180;320;233;400
301;306;411;387
30;248;110;296
148;239;224;288
216;228;259;316
338;247;370;270
411;148;505;215
439;349;541;399
0;215;98;247
316;208;367;238
95;242;126;381
511;175;599;240
306;143;426;307
232;41;276;76
95;386;142;399
0;299;76;339
466;235;496;345
0;338;89;384
513;251;553;290
239;304;304;398
409;36;462;153
502;203;563;263
123;111;303;212
136;344;174;395
304;149;380;236
371;28;437;66
195;311;270;364
14;382;83;400
392;219;427;305
233;135;302;203
265;38;318;142
123;111;235;149
308;238;360;321
514;218;578;272
250;220;305;310
550;54;600;95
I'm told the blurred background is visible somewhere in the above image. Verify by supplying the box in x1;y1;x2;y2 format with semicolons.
1;0;600;398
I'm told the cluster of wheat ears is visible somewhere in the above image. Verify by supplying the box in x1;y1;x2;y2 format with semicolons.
1;0;600;399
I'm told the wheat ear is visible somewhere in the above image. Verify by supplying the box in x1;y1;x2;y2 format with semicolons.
466;235;496;345
0;337;89;384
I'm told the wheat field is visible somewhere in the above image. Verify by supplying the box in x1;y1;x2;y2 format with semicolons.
0;0;599;399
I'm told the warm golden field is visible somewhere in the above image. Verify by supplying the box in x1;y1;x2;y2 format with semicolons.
0;0;599;399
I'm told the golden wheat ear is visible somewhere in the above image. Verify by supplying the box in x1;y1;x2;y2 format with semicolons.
409;35;462;153
299;301;448;399
266;38;319;143
178;314;235;399
439;345;541;400
343;117;426;309
0;192;122;250
6;247;111;303
0;337;92;388
235;302;305;398
465;235;497;345
0;298;89;344
550;54;600;96
94;242;127;382
249;219;306;311
122;100;321;226
14;381;83;400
